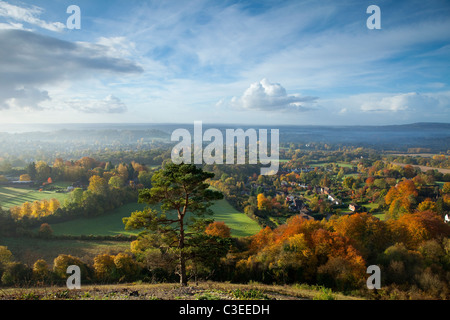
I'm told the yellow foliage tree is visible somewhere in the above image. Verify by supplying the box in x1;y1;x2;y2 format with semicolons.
257;193;272;211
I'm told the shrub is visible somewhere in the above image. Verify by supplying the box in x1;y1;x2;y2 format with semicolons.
1;262;32;286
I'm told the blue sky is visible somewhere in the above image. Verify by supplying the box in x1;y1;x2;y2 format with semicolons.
0;0;449;125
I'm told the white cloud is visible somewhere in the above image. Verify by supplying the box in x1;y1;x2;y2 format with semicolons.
95;37;137;58
67;95;128;114
0;21;25;30
360;92;440;112
0;1;65;32
219;78;318;112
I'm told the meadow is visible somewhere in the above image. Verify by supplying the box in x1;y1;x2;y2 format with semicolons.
48;198;261;238
0;183;71;209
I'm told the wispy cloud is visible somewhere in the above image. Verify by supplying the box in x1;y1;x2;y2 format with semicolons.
0;0;64;32
360;92;439;112
67;95;128;114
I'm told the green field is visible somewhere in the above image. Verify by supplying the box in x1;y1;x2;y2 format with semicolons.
50;202;146;237
209;199;261;237
49;199;261;238
310;162;354;168
0;184;70;209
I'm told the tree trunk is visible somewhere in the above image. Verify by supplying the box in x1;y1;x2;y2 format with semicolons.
179;215;188;286
179;250;187;286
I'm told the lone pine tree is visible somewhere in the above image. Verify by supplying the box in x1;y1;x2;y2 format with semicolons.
123;163;223;286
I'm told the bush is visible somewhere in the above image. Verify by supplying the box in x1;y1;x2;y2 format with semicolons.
313;287;335;300
93;254;118;282
32;259;51;283
230;288;271;300
1;262;32;286
53;254;90;283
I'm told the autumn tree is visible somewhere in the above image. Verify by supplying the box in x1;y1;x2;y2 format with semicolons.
53;254;88;281
93;254;117;282
205;221;231;238
417;199;437;213
257;193;272;212
331;212;391;261
114;253;140;282
123;163;223;286
19;174;31;181
38;223;53;238
0;246;13;275
77;157;97;170
389;211;450;249
385;179;418;219
443;182;450;194
32;259;50;282
88;175;109;196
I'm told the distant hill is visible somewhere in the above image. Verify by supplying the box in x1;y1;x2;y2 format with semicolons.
0;122;448;152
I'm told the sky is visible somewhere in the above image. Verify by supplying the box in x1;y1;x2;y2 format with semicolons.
0;0;449;126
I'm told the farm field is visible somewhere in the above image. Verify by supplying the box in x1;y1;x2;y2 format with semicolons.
310;162;354;168
0;183;71;209
390;162;450;174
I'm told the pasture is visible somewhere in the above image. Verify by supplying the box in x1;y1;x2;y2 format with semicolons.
310;162;354;168
0;184;70;209
48;199;261;238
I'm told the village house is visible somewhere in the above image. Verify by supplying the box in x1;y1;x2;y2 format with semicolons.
349;203;361;212
327;194;341;205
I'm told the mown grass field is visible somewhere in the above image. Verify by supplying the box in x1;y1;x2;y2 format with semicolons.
0;182;71;209
48;199;261;238
310;162;354;168
50;202;145;237
209;198;261;237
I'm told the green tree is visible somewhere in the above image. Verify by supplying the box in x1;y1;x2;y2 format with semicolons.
138;170;153;188
108;175;124;188
0;246;13;275
26;162;37;180
123;163;223;286
343;176;356;189
35;161;51;182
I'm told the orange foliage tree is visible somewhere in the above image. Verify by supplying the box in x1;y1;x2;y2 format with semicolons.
388;210;450;249
242;214;366;287
205;221;231;238
385;179;418;219
330;212;392;260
